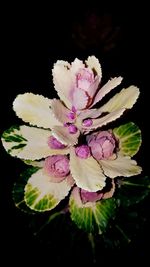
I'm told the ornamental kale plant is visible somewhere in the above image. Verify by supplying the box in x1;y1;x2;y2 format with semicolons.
2;56;147;235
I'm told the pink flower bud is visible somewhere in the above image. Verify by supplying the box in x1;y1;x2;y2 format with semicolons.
82;118;93;127
67;112;76;120
71;106;76;113
44;155;70;178
75;145;91;159
68;124;78;134
80;188;103;203
48;136;66;149
87;131;116;160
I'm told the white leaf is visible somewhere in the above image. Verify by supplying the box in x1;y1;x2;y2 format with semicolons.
100;154;142;178
13;93;61;128
70;148;106;192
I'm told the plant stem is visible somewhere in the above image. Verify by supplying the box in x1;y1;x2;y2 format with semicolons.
88;233;96;264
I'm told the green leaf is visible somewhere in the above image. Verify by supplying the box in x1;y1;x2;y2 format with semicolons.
116;176;150;207
13;167;41;213
113;122;142;156
69;188;117;234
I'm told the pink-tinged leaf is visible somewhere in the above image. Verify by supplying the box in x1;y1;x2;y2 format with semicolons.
103;180;116;199
72;88;89;110
86;76;100;98
52;126;80;146
91;76;123;107
80;188;103;204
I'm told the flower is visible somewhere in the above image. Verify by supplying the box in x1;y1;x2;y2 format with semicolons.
87;130;116;160
1;56;142;234
44;155;70;180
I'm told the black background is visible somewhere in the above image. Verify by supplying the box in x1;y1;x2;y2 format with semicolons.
1;2;149;265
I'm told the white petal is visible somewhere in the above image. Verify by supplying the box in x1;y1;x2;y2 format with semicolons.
92;77;123;107
52;61;72;108
52;126;80;145
100;154;142;178
70;148;106;192
86;56;102;78
13;93;61;128
99;86;140;113
25;169;73;211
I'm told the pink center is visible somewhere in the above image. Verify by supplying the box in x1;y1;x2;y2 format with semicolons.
75;145;91;159
44;155;70;177
76;68;94;91
48;136;66;149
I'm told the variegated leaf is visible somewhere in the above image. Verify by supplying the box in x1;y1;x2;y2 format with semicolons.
2;125;69;160
25;169;73;212
2;125;27;155
69;187;117;233
113;122;142;156
13;167;41;213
